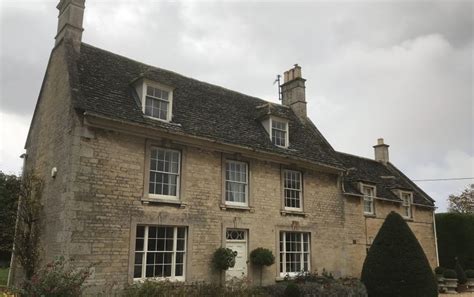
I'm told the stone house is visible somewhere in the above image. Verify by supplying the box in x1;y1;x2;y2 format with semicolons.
10;0;438;293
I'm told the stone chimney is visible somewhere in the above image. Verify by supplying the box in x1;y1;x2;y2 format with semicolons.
55;0;85;51
373;138;390;164
281;64;307;118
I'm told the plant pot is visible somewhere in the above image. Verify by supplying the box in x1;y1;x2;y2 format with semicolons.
444;278;458;294
457;283;468;292
466;278;474;292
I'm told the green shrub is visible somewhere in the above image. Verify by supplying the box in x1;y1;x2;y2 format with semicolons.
212;247;237;271
443;269;457;279
435;213;474;269
19;257;91;297
361;211;437;297
434;266;445;275
284;283;300;297
250;248;275;267
250;248;275;285
122;279;266;297
455;258;467;284
264;278;367;297
465;269;474;278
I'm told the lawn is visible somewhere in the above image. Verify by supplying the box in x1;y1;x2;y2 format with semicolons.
0;267;8;287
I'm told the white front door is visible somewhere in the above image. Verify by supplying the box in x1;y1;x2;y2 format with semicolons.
225;229;247;280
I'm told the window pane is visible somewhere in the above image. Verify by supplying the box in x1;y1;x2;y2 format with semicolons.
280;232;310;275
225;161;248;203
149;148;180;197
134;226;187;279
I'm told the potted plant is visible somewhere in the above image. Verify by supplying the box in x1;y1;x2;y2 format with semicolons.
434;266;446;293
250;247;275;286
465;269;474;292
455;258;468;292
212;247;237;285
443;269;458;294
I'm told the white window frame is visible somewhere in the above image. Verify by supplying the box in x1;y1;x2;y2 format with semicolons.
283;169;303;211
224;160;249;207
141;81;173;122
400;191;413;219
148;147;181;201
133;225;187;282
279;232;310;277
361;184;376;215
270;117;289;148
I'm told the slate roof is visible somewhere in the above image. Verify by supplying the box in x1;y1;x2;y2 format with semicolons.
66;42;434;207
72;43;343;169
337;152;435;206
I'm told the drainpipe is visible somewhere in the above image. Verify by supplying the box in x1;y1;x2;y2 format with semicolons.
432;210;440;267
7;152;27;287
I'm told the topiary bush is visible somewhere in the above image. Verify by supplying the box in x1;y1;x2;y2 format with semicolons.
361;211;437;297
212;247;237;271
250;248;275;285
465;269;474;279
212;247;237;285
434;266;445;275
443;269;457;279
455;258;467;284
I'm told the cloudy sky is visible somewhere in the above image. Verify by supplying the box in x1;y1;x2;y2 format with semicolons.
0;0;472;212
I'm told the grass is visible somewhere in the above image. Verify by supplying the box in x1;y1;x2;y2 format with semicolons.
0;267;9;287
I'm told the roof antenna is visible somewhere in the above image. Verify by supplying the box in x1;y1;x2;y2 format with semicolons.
273;74;281;101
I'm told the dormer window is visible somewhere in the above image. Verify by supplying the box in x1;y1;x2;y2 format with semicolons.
138;81;173;122
400;191;413;219
271;118;288;148
361;184;376;215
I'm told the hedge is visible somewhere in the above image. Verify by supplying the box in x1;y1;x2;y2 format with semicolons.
435;213;474;269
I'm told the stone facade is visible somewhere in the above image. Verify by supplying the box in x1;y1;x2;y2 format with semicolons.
10;2;437;292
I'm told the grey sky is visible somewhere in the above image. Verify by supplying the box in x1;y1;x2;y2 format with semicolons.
1;0;472;212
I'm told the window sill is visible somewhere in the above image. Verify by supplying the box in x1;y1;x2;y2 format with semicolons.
220;204;255;213
281;210;306;217
403;217;414;222
141;198;186;208
364;213;376;218
142;115;182;126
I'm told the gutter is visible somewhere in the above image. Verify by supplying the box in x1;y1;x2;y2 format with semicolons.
82;111;346;174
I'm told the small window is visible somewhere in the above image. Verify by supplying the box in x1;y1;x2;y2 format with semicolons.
279;232;310;277
401;192;412;218
271;119;288;147
362;185;376;215
283;170;303;210
134;225;186;281
148;147;180;200
225;160;248;206
144;85;172;121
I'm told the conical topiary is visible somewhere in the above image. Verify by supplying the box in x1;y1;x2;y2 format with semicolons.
361;211;437;297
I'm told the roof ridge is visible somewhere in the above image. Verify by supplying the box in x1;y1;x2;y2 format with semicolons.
81;42;278;106
336;150;379;163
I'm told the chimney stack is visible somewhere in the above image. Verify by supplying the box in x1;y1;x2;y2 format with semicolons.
373;138;390;165
55;0;85;52
281;64;307;119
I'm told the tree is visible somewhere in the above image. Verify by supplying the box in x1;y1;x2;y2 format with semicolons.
361;211;437;297
250;247;275;286
0;171;21;265
448;184;474;214
212;247;237;285
14;174;43;279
